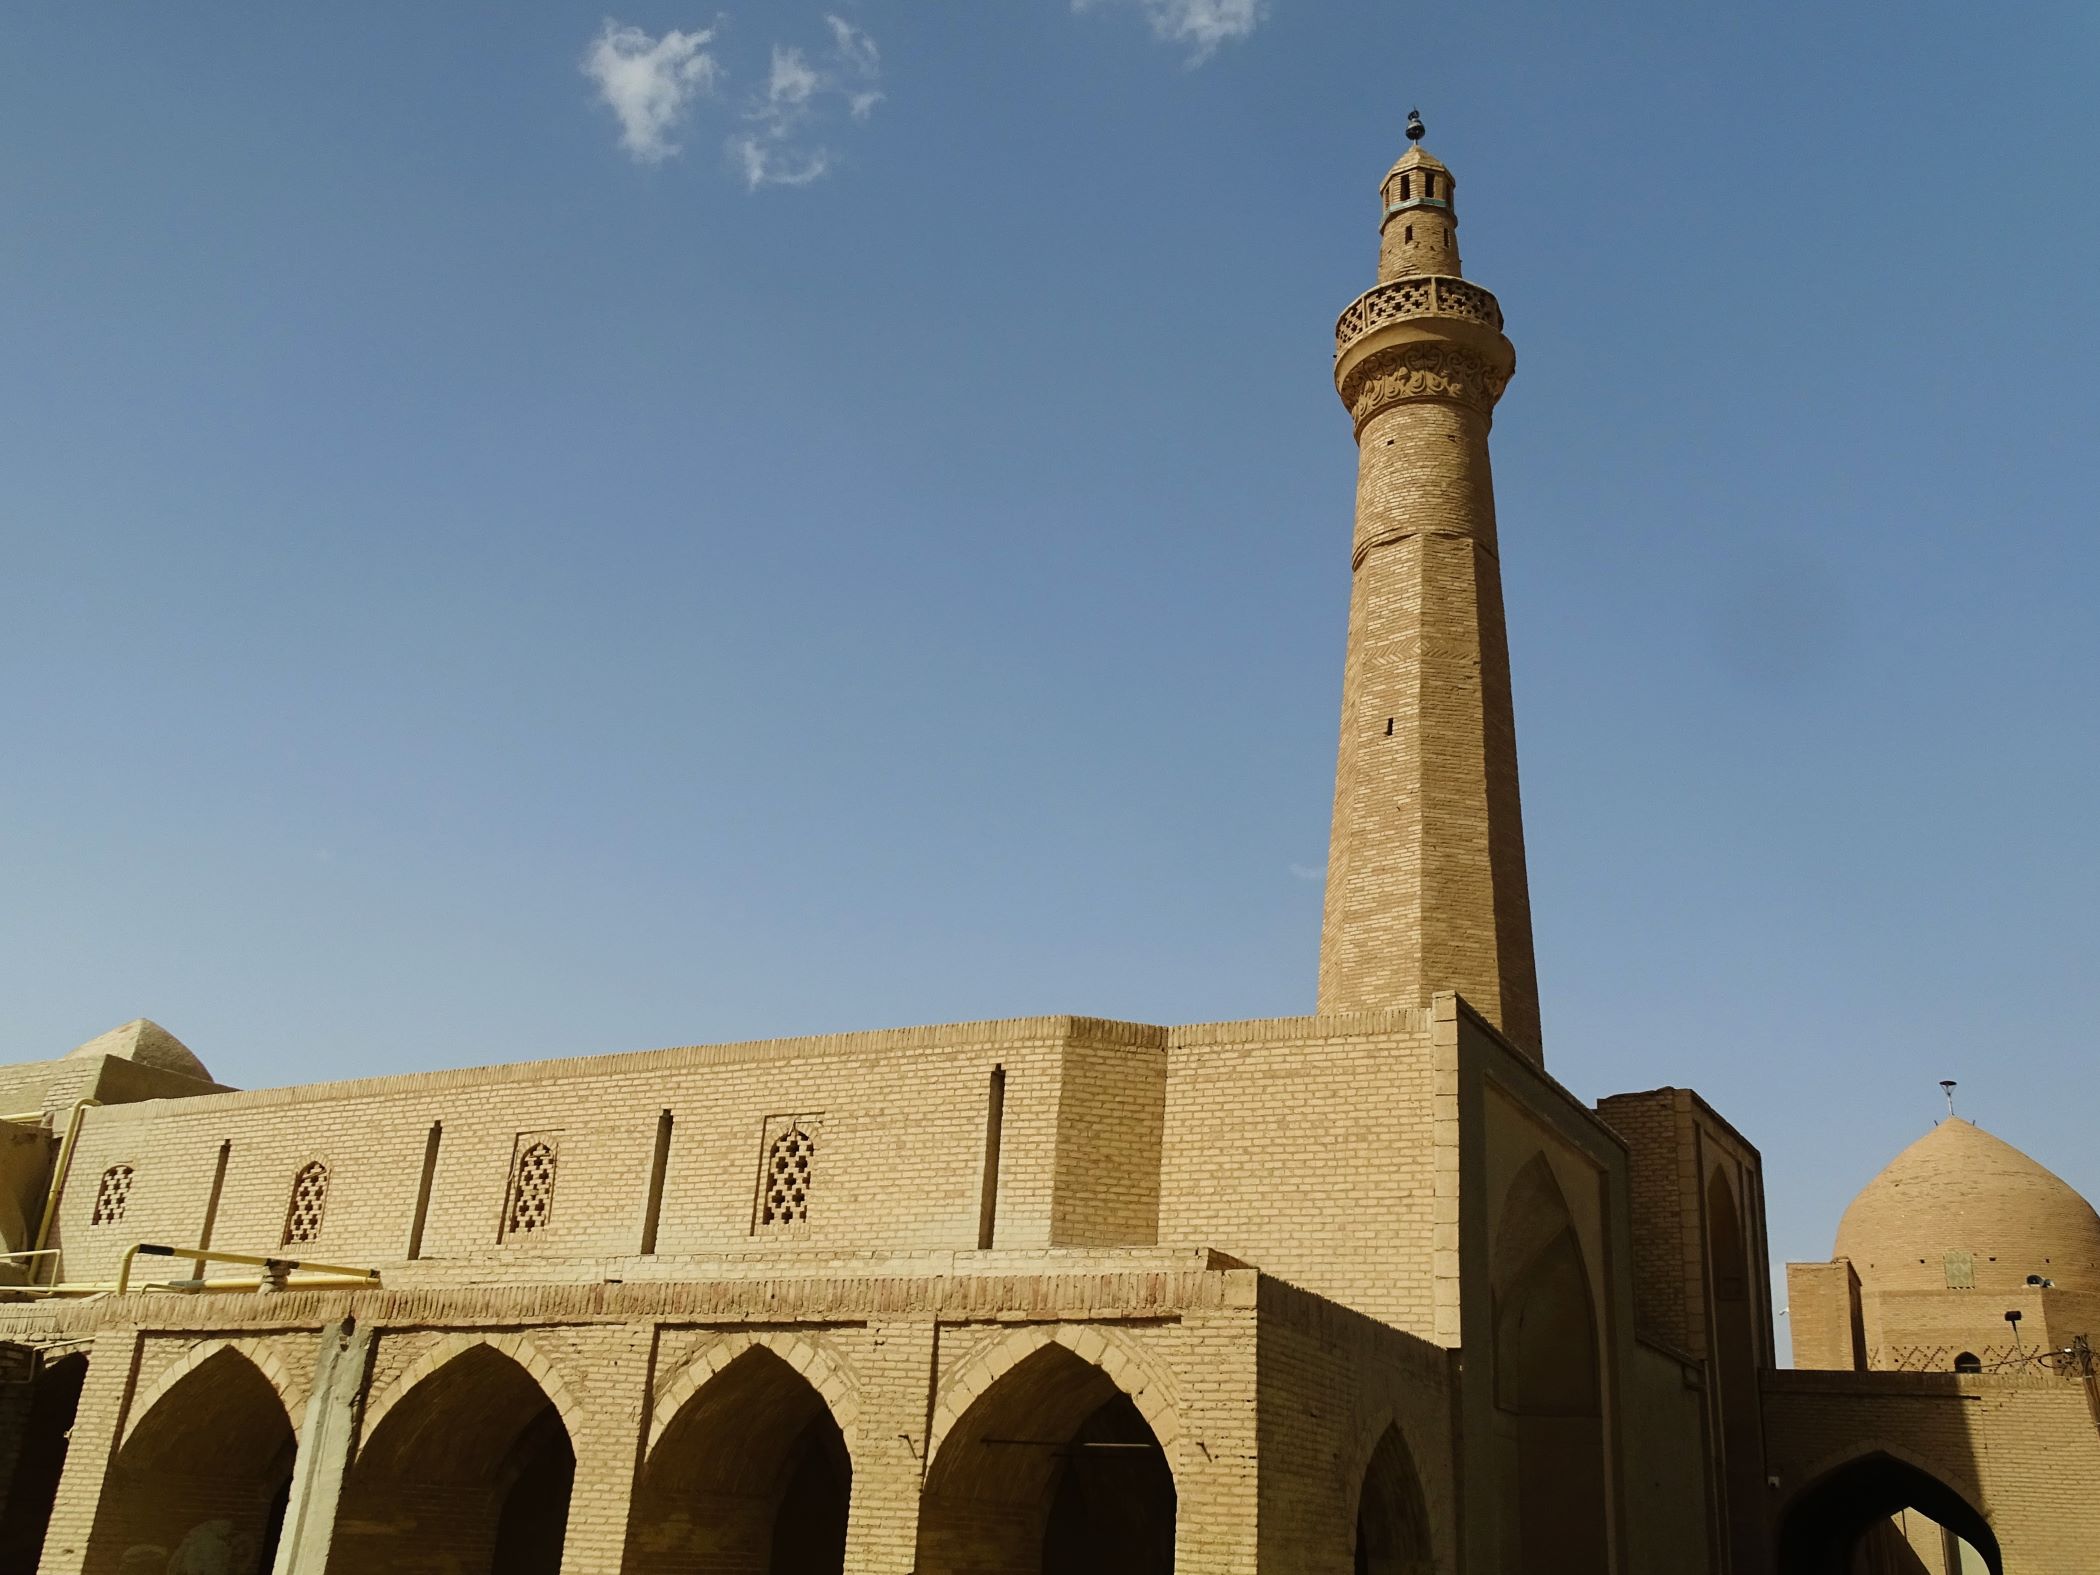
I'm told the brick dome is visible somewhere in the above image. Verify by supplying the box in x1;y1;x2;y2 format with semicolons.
1835;1118;2100;1295
64;1018;212;1082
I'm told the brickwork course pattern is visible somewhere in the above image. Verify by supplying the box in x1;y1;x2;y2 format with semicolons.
0;126;2094;1575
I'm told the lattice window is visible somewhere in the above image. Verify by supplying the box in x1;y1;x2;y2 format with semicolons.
505;1139;558;1238
756;1117;821;1230
92;1165;134;1226
283;1161;329;1245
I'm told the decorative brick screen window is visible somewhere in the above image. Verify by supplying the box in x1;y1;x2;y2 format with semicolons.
283;1161;329;1246
91;1165;134;1226
755;1116;821;1232
504;1137;559;1239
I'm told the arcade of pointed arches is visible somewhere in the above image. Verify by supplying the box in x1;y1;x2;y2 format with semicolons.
12;1318;1450;1575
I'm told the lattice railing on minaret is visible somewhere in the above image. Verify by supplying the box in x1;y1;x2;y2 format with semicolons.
1335;275;1503;354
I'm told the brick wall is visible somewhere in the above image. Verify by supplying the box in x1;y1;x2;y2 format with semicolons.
1159;1011;1441;1334
43;1017;1181;1285
1763;1368;2100;1573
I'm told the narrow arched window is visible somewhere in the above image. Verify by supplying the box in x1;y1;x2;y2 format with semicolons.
91;1165;134;1226
1398;174;1410;200
1954;1351;1982;1373
283;1161;329;1245
506;1140;557;1236
1425;173;1438;199
760;1124;816;1227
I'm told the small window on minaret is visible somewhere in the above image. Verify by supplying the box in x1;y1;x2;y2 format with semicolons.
1399;175;1410;200
1404;225;1413;242
1426;174;1438;199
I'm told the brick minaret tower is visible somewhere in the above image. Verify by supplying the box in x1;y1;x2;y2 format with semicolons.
1316;113;1542;1058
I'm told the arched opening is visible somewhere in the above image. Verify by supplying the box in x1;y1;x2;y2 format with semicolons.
1953;1352;1981;1374
1778;1452;2002;1575
916;1341;1175;1575
326;1343;574;1575
1708;1167;1768;1573
1353;1424;1433;1575
1491;1156;1609;1575
81;1348;294;1575
623;1344;852;1574
0;1352;86;1570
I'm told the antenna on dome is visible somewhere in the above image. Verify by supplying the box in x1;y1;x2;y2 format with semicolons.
1939;1079;1958;1119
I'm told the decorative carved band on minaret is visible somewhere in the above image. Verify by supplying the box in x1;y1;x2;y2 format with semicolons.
1340;343;1509;429
1316;129;1542;1059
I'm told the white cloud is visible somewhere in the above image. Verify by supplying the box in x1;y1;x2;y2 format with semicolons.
582;14;882;190
733;136;831;189
768;45;820;109
582;21;720;163
1289;861;1326;883
826;14;881;77
734;17;884;190
1079;0;1265;62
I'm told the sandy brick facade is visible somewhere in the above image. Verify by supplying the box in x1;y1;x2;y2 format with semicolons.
0;124;2088;1575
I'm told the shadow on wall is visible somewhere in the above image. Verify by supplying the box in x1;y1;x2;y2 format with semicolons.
79;1347;293;1575
1490;1155;1608;1575
324;1342;572;1575
0;1352;85;1570
1776;1452;2001;1575
623;1344;850;1575
915;1341;1175;1575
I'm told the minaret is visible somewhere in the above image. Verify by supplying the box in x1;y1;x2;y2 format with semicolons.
1316;113;1542;1059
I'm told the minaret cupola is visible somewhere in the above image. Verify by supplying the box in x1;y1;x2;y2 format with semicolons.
1378;111;1463;281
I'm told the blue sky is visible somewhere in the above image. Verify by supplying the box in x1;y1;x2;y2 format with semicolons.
3;3;2096;1328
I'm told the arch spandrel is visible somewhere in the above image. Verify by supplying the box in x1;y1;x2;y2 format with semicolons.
925;1323;1185;1484
122;1338;303;1453
646;1330;862;1461
1778;1445;2003;1575
358;1329;583;1453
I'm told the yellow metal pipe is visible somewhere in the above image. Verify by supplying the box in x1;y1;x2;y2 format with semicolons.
115;1243;381;1297
16;1272;379;1299
31;1099;100;1284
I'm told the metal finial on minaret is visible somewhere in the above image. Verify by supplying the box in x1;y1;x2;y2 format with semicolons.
1405;108;1425;143
1940;1079;1958;1118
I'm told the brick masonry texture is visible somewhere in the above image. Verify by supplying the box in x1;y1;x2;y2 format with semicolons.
2;130;2095;1575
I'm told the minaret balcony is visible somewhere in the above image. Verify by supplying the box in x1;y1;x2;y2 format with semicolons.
1334;275;1503;357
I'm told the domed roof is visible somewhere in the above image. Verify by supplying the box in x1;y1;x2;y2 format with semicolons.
65;1019;212;1083
1835;1118;2100;1294
1384;143;1451;178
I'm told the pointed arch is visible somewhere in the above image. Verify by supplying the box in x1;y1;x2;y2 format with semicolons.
0;1351;84;1570
625;1342;854;1575
926;1322;1183;1480
918;1330;1179;1575
1349;1418;1435;1575
647;1329;861;1459
124;1338;301;1451
1490;1151;1608;1575
85;1344;298;1574
328;1338;575;1575
1777;1447;2001;1575
1707;1163;1769;1572
359;1328;582;1447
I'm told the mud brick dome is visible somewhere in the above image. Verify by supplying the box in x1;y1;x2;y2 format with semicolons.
1834;1117;2100;1296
